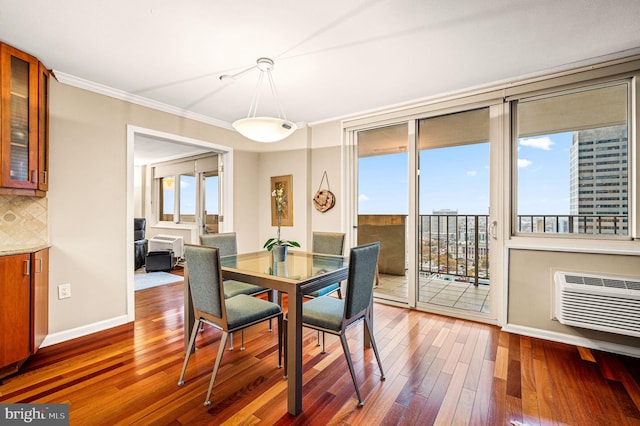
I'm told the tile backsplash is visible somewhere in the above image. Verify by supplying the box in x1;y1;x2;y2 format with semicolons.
0;196;48;250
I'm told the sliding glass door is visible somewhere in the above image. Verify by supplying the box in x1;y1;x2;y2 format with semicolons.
357;123;409;304
352;106;499;321
417;108;492;315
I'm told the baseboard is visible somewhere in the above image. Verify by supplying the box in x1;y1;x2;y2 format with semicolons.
40;315;130;348
503;323;640;358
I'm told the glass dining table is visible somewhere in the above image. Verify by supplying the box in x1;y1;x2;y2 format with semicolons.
183;249;348;416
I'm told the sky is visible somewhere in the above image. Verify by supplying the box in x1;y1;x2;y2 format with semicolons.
358;132;574;215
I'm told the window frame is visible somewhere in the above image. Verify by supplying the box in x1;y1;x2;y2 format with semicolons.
152;154;220;226
509;78;635;241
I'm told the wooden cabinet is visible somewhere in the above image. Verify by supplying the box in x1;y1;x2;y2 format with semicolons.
0;43;49;196
0;248;49;378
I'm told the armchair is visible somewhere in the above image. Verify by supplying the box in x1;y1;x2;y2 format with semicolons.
134;218;148;270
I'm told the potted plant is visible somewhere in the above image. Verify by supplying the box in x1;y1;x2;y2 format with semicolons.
264;186;300;261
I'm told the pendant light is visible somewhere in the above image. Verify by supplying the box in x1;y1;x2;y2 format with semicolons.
222;58;296;143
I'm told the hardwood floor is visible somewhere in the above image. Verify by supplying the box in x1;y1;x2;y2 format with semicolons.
1;268;639;425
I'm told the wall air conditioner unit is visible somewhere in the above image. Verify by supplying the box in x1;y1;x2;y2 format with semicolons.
148;235;184;260
554;271;640;338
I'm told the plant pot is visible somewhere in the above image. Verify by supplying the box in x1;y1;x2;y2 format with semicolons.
272;245;288;262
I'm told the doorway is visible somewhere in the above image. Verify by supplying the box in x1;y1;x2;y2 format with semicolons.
126;125;234;321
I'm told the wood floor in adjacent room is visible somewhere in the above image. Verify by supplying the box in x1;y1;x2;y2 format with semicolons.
1;268;640;425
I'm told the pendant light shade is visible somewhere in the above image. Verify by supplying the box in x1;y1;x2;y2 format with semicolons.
232;117;296;143
223;58;297;143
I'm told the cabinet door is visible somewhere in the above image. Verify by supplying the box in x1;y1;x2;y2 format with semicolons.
38;63;49;191
32;248;48;353
0;44;39;189
0;254;31;367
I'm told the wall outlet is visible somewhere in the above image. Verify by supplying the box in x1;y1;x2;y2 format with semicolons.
58;283;71;299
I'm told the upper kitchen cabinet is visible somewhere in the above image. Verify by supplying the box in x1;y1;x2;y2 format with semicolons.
0;43;49;196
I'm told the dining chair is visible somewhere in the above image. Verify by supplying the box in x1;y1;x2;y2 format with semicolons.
307;231;345;298
283;242;385;407
308;231;346;349
178;244;282;407
200;232;273;350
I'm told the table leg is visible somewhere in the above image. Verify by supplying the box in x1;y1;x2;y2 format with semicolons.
286;287;303;415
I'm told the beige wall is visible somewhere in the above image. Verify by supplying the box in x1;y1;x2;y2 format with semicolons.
508;248;640;348
47;80;259;335
43;79;347;341
28;77;640;356
309;122;343;235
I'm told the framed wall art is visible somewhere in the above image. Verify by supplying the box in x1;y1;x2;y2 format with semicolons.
271;174;293;226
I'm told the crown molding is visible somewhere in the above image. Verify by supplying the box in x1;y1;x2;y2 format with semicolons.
52;70;234;131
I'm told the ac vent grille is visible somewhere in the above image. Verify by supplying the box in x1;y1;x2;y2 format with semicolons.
555;271;640;338
564;274;640;291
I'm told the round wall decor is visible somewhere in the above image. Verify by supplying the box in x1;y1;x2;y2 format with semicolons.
313;171;335;212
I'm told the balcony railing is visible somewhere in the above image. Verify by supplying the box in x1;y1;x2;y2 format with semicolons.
419;215;490;285
516;214;627;235
416;213;626;286
359;213;627;288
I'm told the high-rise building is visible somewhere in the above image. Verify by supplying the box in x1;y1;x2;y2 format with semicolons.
569;125;628;234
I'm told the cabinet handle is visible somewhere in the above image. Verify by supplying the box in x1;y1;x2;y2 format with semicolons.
24;259;31;276
41;171;47;185
36;258;43;273
31;170;38;184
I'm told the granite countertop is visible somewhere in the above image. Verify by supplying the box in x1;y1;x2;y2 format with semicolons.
0;244;51;256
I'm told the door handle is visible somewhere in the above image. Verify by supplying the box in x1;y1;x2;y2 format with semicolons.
489;221;498;240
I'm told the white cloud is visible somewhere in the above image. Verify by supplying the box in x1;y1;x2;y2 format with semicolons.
520;136;554;150
466;170;477;176
359;194;369;202
518;158;532;168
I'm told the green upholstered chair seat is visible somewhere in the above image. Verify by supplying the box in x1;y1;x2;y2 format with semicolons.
306;282;340;298
223;280;267;299
225;294;282;330
299;296;344;332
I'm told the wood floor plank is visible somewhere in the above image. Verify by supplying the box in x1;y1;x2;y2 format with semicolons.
1;273;638;425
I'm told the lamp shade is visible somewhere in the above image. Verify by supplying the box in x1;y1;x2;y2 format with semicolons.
232;117;297;143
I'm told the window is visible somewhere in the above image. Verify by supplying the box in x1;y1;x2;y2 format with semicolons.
513;82;629;237
153;155;218;225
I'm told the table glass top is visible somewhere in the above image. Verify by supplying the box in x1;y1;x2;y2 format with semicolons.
220;250;346;281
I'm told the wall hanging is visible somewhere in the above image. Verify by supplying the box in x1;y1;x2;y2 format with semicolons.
313;171;335;212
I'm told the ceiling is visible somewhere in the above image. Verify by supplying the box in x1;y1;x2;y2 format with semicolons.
1;0;640;164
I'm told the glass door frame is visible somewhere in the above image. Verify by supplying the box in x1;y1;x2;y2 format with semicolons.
343;102;504;326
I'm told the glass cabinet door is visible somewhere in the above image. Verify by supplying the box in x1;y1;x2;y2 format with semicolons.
1;44;39;189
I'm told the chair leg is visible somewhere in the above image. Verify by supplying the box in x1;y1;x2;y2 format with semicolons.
282;318;288;379
178;320;201;386
268;290;275;332
337;287;343;299
321;332;326;354
229;332;234;350
339;333;364;407
240;330;245;351
204;331;229;407
277;315;283;368
364;316;385;380
316;330;321;346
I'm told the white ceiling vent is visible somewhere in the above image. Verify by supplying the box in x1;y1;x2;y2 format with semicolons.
554;271;640;338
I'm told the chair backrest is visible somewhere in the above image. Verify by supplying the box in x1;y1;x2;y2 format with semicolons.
134;218;146;241
200;232;238;256
312;232;345;256
344;242;380;321
184;244;225;321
